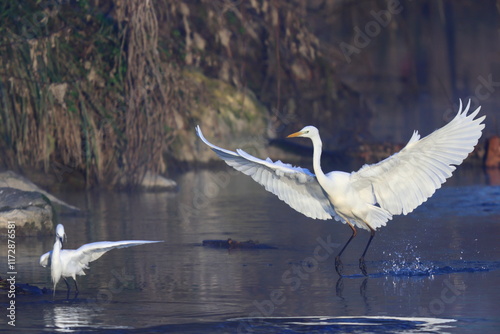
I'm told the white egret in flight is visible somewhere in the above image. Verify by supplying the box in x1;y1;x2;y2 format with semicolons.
196;100;485;276
40;224;163;296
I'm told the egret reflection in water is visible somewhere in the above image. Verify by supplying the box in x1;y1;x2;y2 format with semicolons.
44;303;133;332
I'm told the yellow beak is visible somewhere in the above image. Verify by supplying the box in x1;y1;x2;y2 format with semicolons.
286;130;304;138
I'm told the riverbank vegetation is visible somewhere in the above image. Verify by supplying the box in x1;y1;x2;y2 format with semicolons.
0;0;193;187
1;0;330;187
0;1;496;187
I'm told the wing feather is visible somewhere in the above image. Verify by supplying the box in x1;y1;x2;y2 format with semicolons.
196;126;336;220
351;99;485;218
40;251;51;267
72;240;162;265
41;240;162;277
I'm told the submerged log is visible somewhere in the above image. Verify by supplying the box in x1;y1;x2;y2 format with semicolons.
0;276;49;295
202;238;277;249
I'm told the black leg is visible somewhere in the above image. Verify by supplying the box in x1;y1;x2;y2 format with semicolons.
335;223;357;276
359;228;375;276
63;277;71;292
74;279;79;297
63;278;71;299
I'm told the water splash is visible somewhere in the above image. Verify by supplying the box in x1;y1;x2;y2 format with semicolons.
381;244;435;276
378;244;492;277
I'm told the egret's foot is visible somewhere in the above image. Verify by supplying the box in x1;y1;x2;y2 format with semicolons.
359;257;368;276
335;256;344;276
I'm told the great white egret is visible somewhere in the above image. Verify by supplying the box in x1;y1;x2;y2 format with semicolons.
40;224;163;296
196;100;485;276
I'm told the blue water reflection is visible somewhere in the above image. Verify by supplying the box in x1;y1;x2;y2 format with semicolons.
3;168;500;333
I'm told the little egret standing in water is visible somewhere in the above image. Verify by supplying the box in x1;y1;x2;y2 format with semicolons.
196;100;485;276
40;224;162;296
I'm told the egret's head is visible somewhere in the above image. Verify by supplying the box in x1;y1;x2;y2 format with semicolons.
55;224;66;244
286;126;319;139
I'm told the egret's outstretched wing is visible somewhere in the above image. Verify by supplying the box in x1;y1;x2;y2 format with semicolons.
351;100;485;219
196;126;337;220
70;240;163;265
40;251;51;267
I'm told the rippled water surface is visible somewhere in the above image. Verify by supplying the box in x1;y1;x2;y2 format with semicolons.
2;168;500;333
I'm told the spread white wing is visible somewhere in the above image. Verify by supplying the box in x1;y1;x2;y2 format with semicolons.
39;252;51;267
40;240;162;269
350;100;485;221
196;126;337;220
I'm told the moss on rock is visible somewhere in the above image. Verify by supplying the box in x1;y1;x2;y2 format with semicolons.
171;70;270;165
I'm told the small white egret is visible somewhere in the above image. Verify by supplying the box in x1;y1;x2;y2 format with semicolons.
40;224;163;295
196;100;485;276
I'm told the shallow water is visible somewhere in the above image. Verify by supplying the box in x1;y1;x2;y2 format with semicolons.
2;168;500;333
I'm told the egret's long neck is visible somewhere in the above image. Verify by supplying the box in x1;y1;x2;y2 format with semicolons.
52;240;61;261
311;135;326;181
51;239;62;285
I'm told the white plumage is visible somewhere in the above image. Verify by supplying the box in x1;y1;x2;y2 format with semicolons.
197;131;338;221
196;100;485;275
40;224;162;295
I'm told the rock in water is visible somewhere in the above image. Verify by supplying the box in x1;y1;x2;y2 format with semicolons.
0;170;79;211
0;187;54;236
117;171;177;190
140;171;177;190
